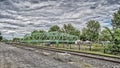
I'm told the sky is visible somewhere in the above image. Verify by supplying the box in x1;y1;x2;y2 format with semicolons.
0;0;120;39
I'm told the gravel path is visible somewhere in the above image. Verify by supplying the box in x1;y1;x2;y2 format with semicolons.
0;43;80;68
1;43;120;68
12;43;120;68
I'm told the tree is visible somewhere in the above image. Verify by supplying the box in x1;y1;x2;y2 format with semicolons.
48;25;61;32
32;30;45;35
112;8;120;29
62;24;80;37
111;9;120;44
105;9;120;43
113;29;120;44
72;29;81;37
105;9;120;54
63;24;75;33
100;28;112;41
104;27;120;54
12;38;20;42
81;28;88;41
86;20;100;41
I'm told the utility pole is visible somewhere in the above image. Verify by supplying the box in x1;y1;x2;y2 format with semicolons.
11;33;14;42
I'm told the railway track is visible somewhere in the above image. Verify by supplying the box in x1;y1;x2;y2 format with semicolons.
10;43;120;64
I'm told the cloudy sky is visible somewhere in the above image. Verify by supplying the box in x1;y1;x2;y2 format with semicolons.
0;0;120;39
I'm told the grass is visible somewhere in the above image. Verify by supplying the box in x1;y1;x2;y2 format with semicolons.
57;48;120;58
22;43;120;59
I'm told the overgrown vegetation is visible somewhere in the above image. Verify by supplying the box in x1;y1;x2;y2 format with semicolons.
103;9;120;55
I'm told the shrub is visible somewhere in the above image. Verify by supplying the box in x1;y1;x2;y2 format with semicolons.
105;44;120;55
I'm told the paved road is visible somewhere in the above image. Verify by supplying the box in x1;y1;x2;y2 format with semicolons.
0;43;79;68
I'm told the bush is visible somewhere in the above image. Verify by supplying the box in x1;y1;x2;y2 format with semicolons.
105;44;120;55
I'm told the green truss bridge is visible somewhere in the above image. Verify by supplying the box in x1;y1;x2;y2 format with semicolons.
20;32;79;44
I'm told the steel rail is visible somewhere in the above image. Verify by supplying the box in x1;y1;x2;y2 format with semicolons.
10;43;120;64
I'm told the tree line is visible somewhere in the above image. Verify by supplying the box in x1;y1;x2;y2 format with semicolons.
10;9;120;55
30;9;120;43
32;20;100;42
30;9;120;54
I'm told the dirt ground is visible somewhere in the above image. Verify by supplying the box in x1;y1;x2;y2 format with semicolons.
0;43;80;68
